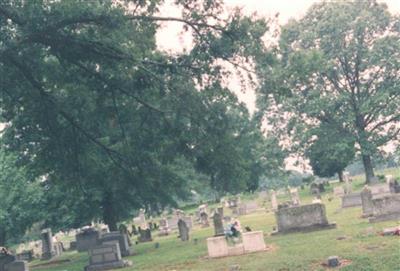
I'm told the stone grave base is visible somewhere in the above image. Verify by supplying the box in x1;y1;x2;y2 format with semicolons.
369;213;400;223
207;231;267;258
4;260;28;271
271;223;336;235
341;193;362;208
85;260;131;271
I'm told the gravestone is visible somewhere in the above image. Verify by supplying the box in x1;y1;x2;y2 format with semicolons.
177;219;189;241
40;229;55;260
207;236;228;258
76;228;100;252
370;183;391;195
273;203;336;234
4;260;29;271
212;212;225;236
0;253;15;271
369;194;400;222
344;178;352;194
333;186;345;197
271;190;278;210
200;212;209;227
341;192;362;208
242;231;266;253
166;217;179;231
84;242;131;271
361;186;373;217
138;228;152;243
15;251;32;262
100;232;132;257
158;218;170;236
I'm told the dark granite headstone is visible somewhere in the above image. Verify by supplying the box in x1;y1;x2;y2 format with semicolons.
178;219;189;241
213;212;224;236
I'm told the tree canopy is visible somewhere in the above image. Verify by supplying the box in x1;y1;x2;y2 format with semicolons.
0;0;275;231
256;0;400;183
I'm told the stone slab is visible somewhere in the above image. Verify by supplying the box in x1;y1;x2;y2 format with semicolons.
207;236;228;258
242;231;266;253
341;192;362;208
4;261;28;271
274;203;336;234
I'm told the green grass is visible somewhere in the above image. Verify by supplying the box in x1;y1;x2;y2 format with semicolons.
32;168;400;271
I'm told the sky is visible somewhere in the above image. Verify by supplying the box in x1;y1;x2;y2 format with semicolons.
156;0;400;111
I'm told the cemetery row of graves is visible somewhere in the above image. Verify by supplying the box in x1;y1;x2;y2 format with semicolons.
1;170;399;271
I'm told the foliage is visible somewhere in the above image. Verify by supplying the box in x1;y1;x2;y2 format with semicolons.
0;147;44;246
306;124;355;179
257;0;400;183
0;0;273;229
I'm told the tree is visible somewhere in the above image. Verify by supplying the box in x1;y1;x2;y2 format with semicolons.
257;0;400;183
0;0;270;230
0;147;44;246
305;125;355;182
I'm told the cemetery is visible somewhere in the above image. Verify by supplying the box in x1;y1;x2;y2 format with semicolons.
0;168;395;271
0;0;399;270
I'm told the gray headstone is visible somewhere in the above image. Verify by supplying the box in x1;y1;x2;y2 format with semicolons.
4;260;29;271
0;253;16;271
213;212;224;237
40;229;55;260
178;219;189;241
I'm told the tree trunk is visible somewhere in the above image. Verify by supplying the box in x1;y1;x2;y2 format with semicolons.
0;228;6;247
102;193;118;231
362;154;376;184
338;170;344;182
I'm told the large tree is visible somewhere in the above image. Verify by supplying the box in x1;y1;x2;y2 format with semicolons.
0;0;270;230
257;0;400;183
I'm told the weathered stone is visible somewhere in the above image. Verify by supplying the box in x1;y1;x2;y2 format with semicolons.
99;232;132;257
341;192;362;208
158;218;170;236
369;194;400;222
227;244;244;256
4;260;29;271
200;212;209;227
0;254;16;271
333;186;345;197
84;242;131;271
15;251;32;262
207;236;228;258
242;231;266;253
327;256;339;267
273;203;336;234
76;228;100;252
212;212;224;237
360;186;373;217
40;229;55;260
167;216;180;231
177;219;189;241
137;228;152;243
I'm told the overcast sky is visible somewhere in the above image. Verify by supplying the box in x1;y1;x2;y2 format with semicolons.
156;0;400;112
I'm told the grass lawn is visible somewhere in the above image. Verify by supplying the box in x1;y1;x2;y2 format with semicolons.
31;168;400;271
